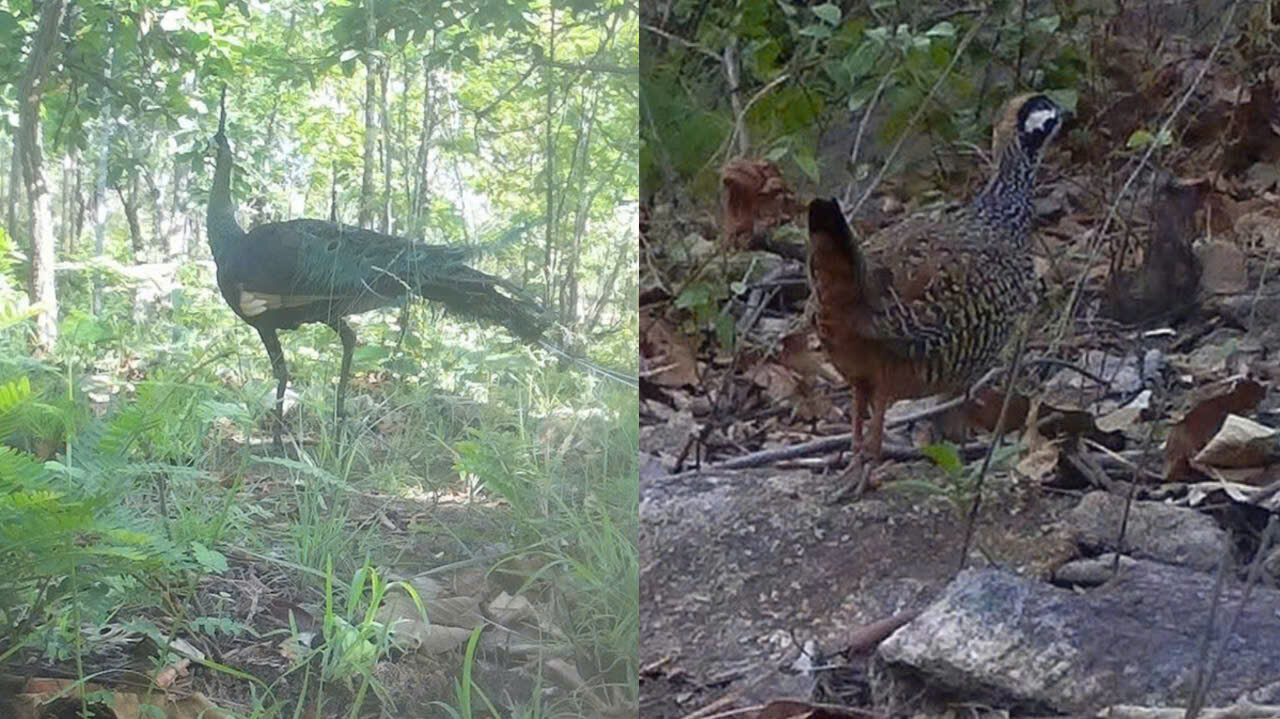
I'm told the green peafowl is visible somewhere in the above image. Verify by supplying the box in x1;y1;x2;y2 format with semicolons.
206;88;548;447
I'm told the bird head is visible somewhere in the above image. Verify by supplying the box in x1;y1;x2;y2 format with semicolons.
210;85;231;156
1014;94;1064;155
993;93;1066;161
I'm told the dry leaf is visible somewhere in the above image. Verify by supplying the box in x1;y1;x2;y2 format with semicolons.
1197;240;1248;294
1192;414;1277;469
488;591;535;625
1014;401;1056;481
640;313;699;387
964;387;1031;435
1096;390;1149;433
1163;376;1265;481
747;361;797;401
721;160;799;250
426;595;484;629
417;624;476;654
152;657;190;689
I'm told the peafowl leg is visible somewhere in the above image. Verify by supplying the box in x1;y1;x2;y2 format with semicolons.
329;319;356;421
255;326;288;449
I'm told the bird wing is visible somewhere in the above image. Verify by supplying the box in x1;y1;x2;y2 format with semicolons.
232;219;471;299
857;214;1019;363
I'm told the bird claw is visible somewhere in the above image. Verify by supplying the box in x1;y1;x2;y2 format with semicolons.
824;455;884;505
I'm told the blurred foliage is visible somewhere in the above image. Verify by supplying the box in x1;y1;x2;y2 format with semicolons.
0;326;210;662
641;0;1089;196
0;0;637;712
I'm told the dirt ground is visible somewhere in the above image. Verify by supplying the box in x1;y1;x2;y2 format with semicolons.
639;455;1083;717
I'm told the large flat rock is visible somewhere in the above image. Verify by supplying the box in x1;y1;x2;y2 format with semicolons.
876;564;1280;713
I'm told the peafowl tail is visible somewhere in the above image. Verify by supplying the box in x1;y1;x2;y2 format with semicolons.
412;265;548;343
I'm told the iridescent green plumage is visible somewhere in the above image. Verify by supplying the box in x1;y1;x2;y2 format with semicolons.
207;87;547;447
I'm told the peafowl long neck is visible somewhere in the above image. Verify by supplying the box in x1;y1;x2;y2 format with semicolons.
207;138;245;260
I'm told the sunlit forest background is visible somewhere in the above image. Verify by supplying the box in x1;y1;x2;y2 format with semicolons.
0;0;638;716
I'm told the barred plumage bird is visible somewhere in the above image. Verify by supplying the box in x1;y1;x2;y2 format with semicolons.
808;94;1064;492
207;88;547;447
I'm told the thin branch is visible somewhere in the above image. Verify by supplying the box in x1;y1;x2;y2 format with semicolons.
842;68;896;208
722;38;749;157
662;366;1002;477
958;319;1029;572
851;13;988;217
640;23;720;61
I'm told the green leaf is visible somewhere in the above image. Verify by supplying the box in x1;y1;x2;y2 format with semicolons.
1046;88;1079;114
1030;15;1060;33
921;442;963;476
1126;128;1171;149
925;21;955;37
714;313;735;351
674;281;712;310
812;3;841;26
797;24;831;39
793;149;819;183
190;542;228;573
354;345;390;364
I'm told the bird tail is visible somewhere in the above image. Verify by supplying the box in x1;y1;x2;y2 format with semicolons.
411;263;549;343
807;198;868;307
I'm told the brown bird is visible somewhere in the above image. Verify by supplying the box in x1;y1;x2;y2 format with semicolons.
807;93;1065;495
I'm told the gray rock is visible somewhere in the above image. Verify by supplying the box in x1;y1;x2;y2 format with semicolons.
876;564;1280;713
1065;491;1228;572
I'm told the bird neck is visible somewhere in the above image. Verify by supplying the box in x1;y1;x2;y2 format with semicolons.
971;140;1038;243
207;140;245;258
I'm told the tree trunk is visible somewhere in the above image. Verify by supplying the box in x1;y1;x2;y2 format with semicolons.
564;82;604;328
6;133;19;241
71;148;85;252
17;0;67;351
0;142;7;216
116;185;143;261
60;151;70;253
396;53;409;234
358;0;377;228
411;55;438;236
379;61;391;234
92;107;111;314
88;20;115;311
146;166;165;257
169;139;188;259
542;3;557;314
329;160;340;223
583;230;631;335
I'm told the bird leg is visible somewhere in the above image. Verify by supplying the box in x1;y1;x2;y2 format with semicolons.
852;380;869;448
826;385;886;504
255;326;288;450
825;449;872;505
329;319;356;422
853;389;891;497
